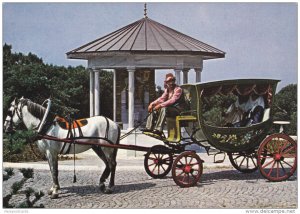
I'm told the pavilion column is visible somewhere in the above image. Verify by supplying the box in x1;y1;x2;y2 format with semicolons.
195;68;202;82
127;67;135;129
113;69;117;122
174;69;181;85
89;70;95;117
94;70;100;116
182;69;189;84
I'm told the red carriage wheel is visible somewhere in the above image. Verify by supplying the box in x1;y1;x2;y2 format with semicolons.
257;133;297;182
144;145;173;179
172;151;203;187
228;151;264;173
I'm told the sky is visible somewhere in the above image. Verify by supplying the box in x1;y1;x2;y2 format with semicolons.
2;2;298;91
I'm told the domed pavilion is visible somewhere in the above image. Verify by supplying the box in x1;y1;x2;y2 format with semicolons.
67;5;225;129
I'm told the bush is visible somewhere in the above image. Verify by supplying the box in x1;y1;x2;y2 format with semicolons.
273;84;297;135
19;168;34;179
3;168;45;208
3;130;45;162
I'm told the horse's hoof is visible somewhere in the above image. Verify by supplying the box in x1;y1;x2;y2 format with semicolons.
99;183;105;192
104;188;113;194
50;193;59;199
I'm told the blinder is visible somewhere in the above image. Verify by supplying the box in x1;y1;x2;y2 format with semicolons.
4;99;24;133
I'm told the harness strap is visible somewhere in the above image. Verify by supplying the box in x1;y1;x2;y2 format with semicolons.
64;117;75;154
104;116;110;140
74;120;84;138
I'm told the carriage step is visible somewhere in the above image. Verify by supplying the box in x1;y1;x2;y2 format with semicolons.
213;152;226;163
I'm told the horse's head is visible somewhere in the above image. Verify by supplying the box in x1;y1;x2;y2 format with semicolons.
4;97;25;133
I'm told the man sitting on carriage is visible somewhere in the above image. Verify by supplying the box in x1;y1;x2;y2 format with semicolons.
140;73;187;136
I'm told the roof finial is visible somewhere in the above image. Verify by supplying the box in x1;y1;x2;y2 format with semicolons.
144;3;148;18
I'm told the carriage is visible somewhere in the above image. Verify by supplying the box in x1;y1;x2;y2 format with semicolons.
4;78;297;197
142;78;297;187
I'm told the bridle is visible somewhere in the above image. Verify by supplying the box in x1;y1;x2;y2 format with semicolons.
5;100;24;133
5;98;52;134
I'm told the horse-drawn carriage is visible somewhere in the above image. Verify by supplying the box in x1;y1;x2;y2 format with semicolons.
4;79;297;198
143;79;297;186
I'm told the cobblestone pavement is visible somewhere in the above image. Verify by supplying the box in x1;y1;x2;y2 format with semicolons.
3;156;297;209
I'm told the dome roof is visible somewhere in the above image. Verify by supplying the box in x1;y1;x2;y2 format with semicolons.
67;17;225;60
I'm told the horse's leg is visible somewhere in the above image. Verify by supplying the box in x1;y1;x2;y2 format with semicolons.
92;145;111;193
46;150;60;199
105;127;120;193
106;148;118;193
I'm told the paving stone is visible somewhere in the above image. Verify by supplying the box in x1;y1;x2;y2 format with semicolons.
3;154;297;209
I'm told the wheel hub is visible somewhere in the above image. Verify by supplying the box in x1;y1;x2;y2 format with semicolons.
274;153;282;161
184;165;191;173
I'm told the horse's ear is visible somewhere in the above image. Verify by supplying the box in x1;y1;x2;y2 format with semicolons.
11;97;17;104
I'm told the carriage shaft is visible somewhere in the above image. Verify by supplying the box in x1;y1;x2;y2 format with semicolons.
39;135;150;152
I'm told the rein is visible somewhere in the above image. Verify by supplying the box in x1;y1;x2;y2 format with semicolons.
119;112;153;140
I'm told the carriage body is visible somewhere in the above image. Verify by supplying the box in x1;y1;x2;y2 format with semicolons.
147;78;296;186
180;79;280;153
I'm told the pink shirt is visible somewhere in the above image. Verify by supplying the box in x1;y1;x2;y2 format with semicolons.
152;86;183;107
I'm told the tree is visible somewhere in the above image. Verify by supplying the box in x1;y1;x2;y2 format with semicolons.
3;44;113;120
273;84;297;135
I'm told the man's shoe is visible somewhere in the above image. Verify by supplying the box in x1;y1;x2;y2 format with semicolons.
152;129;163;136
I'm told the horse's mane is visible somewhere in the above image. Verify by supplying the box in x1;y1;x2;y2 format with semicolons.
21;99;46;120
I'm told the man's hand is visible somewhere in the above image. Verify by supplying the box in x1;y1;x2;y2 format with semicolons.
154;104;162;111
148;103;154;112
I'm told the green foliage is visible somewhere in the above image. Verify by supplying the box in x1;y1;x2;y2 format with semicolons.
3;168;14;181
3;44;114;161
274;84;297;115
202;94;236;126
19;168;34;179
3;43;113;119
3;129;45;162
4;129;38;155
5;168;14;176
11;180;25;194
3;139;45;162
273;84;297;135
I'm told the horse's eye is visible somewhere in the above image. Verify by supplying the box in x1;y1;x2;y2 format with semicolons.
7;111;13;117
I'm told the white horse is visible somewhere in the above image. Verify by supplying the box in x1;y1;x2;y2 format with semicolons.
4;97;120;198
